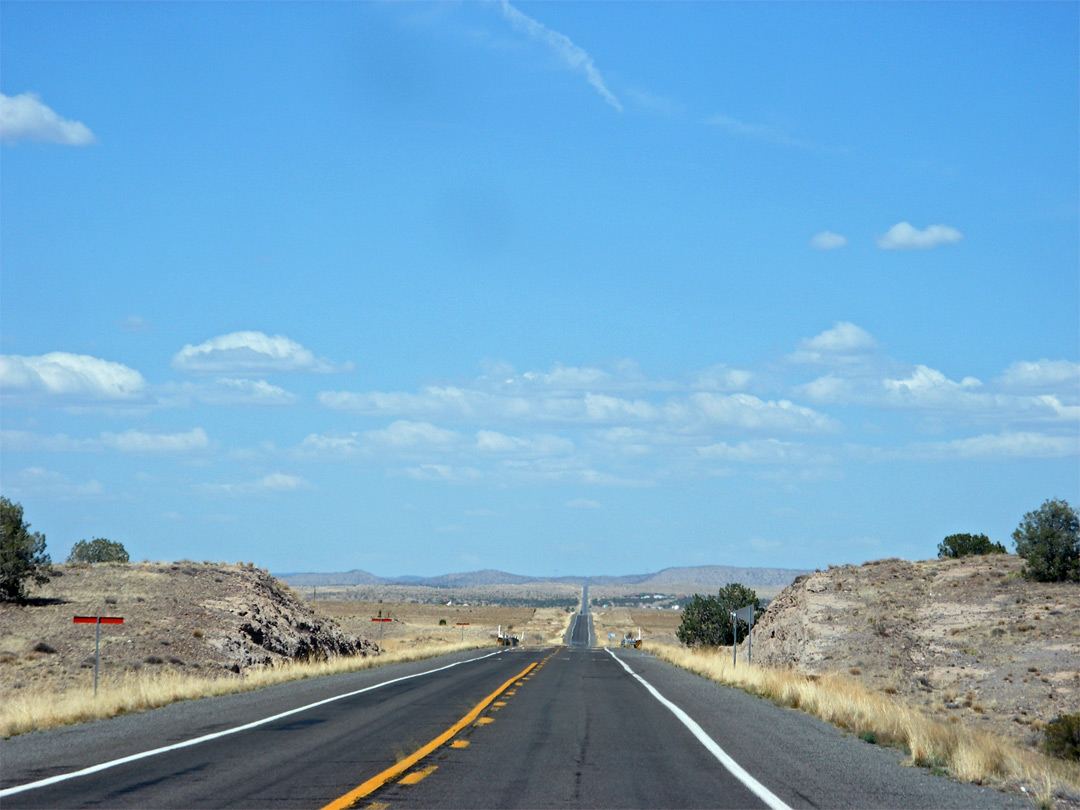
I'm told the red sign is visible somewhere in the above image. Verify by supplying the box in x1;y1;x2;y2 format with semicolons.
371;618;392;622
74;616;124;624
456;622;470;626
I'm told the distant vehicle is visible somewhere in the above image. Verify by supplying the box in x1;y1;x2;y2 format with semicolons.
620;629;642;648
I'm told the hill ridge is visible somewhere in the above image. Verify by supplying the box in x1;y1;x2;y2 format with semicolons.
277;564;810;589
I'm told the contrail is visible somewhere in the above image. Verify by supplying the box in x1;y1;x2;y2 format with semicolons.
498;0;622;112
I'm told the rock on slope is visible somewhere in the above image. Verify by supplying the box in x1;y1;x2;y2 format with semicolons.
749;554;1079;751
0;562;375;699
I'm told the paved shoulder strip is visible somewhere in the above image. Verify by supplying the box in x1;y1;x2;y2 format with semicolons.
605;648;792;810
0;649;506;798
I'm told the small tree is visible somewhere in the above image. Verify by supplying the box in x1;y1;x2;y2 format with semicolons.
676;583;759;647
1012;498;1079;583
1;497;52;602
67;537;130;564
937;533;1006;559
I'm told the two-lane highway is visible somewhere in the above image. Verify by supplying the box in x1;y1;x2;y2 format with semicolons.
564;584;594;647
2;620;1028;809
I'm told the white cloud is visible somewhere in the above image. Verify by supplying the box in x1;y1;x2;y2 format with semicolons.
366;420;460;447
2;428;211;455
172;332;349;375
791;322;878;364
497;0;622;112
566;498;600;509
901;432;1078;461
5;467;104;499
100;428;210;454
0;352;146;399
698;439;817;464
996;360;1080;392
685;393;839;434
810;231;848;250
160;378;298;407
403;464;482;483
475;430;574;455
884;365;981;398
876;222;963;250
295;433;367;459
0;92;96;145
200;473;312;498
692;365;752;392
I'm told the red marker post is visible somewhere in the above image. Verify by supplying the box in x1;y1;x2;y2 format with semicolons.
455;622;470;642
74;616;123;696
371;617;391;644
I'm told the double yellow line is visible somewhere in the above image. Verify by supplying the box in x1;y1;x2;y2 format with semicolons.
320;660;538;810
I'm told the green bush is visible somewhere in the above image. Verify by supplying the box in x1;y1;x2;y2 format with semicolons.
937;533;1006;559
67;537;130;564
676;583;759;647
1012;498;1079;582
1042;714;1080;762
1;497;52;602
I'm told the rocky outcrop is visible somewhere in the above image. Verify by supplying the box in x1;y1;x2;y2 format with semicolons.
199;566;377;669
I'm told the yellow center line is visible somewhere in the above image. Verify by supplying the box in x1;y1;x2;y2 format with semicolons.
320;660;538;810
398;765;437;786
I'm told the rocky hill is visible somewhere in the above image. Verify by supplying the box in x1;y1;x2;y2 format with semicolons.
0;562;375;701
749;554;1079;752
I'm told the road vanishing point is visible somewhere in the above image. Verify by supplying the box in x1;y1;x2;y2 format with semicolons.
2;588;1026;809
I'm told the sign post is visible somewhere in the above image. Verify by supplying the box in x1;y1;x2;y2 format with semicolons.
730;605;756;667
455;622;469;642
74;616;123;696
371;617;391;644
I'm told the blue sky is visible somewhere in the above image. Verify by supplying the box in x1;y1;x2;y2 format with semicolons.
2;1;1077;577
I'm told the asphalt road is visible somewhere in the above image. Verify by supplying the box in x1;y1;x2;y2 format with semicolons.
2;636;1028;809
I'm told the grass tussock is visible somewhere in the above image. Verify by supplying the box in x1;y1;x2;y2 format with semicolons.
650;643;1080;806
0;640;484;739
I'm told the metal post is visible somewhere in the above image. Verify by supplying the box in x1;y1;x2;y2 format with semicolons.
94;618;101;697
732;612;737;668
747;605;753;666
460;624;464;642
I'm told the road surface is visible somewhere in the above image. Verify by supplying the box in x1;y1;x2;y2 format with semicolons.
2;618;1027;809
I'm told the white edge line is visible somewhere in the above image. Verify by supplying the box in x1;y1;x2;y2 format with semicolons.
605;647;792;810
1;649;505;797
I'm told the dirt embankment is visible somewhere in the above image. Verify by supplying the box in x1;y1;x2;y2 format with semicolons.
0;562;376;700
750;554;1079;752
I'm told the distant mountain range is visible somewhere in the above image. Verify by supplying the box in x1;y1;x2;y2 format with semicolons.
277;565;809;590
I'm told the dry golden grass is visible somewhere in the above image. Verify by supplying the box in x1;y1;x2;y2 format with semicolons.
591;606;684;646
316;601;573;648
0;640;483;739
650;643;1080;807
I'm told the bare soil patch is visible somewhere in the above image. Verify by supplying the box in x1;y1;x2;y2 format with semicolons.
0;562;374;707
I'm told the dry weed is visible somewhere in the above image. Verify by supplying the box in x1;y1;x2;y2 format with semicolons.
0;640;483;739
649;643;1080;804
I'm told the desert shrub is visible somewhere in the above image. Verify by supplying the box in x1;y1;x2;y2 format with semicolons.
438;619;447;626
937;533;1005;559
1012;498;1079;582
1;497;51;602
676;583;759;647
32;642;57;654
1042;714;1080;761
67;537;129;564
